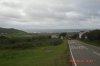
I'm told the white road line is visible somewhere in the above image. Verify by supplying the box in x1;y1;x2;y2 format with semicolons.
68;41;78;66
71;46;89;49
93;51;100;56
78;40;100;49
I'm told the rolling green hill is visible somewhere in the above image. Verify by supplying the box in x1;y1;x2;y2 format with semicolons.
0;27;26;34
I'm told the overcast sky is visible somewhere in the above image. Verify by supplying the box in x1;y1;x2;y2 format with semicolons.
0;0;100;31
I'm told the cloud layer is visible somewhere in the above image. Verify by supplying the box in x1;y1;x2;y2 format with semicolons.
0;0;100;31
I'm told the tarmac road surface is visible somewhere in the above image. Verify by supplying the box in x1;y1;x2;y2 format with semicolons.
68;40;100;66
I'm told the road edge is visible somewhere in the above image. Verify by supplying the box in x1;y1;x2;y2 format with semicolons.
68;40;77;66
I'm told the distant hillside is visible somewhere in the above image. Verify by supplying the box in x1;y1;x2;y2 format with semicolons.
25;29;93;33
0;28;26;34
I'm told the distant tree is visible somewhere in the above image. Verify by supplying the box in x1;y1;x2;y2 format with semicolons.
59;33;67;39
87;30;100;40
81;32;88;39
0;35;8;39
0;35;9;44
70;34;79;39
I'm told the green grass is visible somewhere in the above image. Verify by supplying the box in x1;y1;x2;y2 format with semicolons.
80;39;100;47
0;40;71;66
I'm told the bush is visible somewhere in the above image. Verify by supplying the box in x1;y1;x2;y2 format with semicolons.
86;30;100;40
0;36;63;49
0;36;9;44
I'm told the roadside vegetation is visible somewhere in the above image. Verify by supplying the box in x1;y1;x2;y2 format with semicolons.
0;35;63;49
80;30;100;47
0;39;71;66
0;28;71;66
81;39;100;47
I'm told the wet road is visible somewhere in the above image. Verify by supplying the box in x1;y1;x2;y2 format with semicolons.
68;40;100;66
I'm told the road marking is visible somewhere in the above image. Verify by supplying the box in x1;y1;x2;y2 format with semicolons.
93;51;100;56
70;46;88;49
78;40;100;49
68;41;78;66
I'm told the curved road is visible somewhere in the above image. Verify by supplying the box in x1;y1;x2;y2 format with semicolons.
68;40;100;66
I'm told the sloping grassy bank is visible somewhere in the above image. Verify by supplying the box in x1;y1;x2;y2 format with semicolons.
0;40;71;66
80;39;100;47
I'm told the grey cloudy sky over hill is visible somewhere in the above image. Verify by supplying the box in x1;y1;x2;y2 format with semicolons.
0;0;100;30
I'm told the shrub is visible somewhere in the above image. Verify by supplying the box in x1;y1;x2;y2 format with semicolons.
86;30;100;40
0;36;63;49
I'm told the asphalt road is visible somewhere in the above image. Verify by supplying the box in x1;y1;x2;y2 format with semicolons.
68;40;100;66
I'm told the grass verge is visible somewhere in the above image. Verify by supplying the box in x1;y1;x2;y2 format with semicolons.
80;39;100;47
0;40;71;66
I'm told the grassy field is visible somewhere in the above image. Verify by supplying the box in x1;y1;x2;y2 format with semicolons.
0;40;71;66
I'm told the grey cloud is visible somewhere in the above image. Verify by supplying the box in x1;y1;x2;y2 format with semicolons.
0;0;100;31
